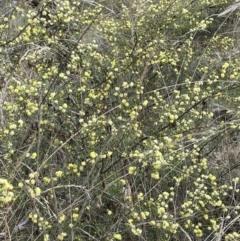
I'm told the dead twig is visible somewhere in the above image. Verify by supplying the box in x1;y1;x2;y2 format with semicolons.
0;216;30;239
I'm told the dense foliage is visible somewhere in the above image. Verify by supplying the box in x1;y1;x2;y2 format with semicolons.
1;0;240;240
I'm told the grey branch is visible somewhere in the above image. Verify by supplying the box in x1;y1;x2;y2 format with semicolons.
218;1;240;17
0;217;29;239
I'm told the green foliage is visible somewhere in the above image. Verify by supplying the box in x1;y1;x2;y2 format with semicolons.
0;0;240;240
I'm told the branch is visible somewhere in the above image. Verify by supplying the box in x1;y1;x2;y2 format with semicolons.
0;217;30;239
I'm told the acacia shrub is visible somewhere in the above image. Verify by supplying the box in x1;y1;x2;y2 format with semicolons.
0;0;240;240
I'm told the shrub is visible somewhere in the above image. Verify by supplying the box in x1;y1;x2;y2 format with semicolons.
0;0;240;240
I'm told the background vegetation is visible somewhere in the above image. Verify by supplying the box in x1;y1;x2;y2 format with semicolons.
1;0;240;240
